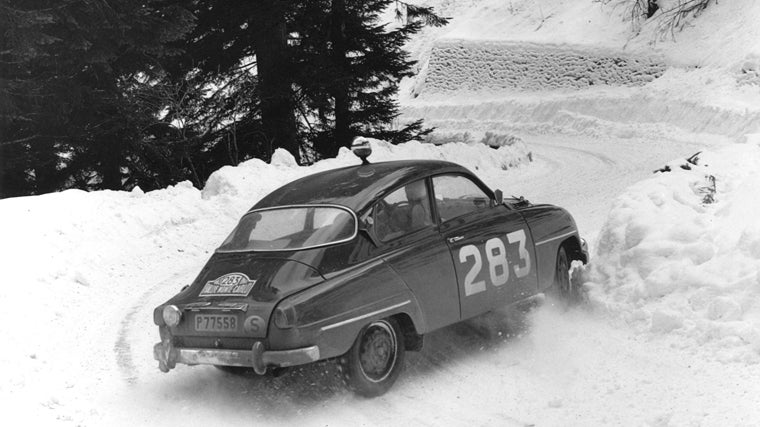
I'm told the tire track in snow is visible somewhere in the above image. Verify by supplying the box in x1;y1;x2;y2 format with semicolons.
529;140;618;167
114;270;189;385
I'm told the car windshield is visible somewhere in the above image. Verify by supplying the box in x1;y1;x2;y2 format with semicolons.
217;205;357;252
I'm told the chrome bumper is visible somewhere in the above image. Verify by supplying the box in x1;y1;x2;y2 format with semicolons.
153;340;320;375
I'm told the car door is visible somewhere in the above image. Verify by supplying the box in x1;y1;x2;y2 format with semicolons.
371;179;461;332
432;174;538;320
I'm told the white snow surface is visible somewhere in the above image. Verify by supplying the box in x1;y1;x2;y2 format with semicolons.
402;0;760;114
586;143;760;364
4;1;760;426
3;136;760;426
0;140;535;425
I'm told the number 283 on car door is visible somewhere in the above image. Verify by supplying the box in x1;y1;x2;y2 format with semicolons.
457;229;531;296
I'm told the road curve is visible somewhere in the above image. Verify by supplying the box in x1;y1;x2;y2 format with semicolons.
104;125;736;426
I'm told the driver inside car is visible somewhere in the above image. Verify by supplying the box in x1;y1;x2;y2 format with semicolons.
404;180;432;230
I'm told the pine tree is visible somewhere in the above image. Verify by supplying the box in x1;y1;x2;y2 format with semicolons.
292;0;448;159
1;0;447;197
159;0;301;168
0;0;194;197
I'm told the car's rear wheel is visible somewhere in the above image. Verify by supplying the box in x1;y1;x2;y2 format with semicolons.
339;318;405;397
554;245;580;304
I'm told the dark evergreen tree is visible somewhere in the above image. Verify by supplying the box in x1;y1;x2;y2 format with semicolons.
158;0;300;169
292;0;448;159
0;0;193;197
1;0;447;197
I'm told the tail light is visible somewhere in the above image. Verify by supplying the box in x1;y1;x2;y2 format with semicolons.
162;305;182;327
273;304;297;329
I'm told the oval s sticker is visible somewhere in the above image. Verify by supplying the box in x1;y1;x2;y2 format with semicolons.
244;316;265;334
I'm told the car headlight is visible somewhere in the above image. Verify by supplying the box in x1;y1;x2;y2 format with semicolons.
273;304;297;329
162;305;182;327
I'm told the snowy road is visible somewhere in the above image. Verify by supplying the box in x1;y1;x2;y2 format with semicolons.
4;128;758;426
77;131;760;427
4;1;759;424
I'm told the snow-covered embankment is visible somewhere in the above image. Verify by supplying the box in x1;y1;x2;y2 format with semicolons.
584;141;760;363
0;139;530;425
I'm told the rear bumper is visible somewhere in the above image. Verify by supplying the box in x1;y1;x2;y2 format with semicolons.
153;340;320;375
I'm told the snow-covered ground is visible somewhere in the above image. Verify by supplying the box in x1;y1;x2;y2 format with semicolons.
3;0;760;426
587;142;760;364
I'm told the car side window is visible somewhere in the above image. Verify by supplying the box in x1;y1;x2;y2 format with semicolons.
432;175;491;222
372;180;433;242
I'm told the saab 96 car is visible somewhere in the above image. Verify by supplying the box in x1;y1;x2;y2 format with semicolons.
153;140;588;396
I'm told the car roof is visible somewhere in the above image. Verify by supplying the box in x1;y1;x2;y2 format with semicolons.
252;160;479;212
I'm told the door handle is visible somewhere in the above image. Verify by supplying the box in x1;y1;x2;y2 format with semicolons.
447;236;464;243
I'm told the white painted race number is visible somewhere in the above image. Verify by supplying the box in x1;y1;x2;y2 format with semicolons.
458;230;531;296
459;244;486;296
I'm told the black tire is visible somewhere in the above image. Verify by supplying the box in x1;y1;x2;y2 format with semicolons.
554;245;580;304
339;318;405;397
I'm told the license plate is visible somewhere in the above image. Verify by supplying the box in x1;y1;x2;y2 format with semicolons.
195;314;238;332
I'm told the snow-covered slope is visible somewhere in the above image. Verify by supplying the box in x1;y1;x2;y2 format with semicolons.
0;140;532;425
3;1;760;426
586;142;760;364
402;0;760;142
4;134;760;426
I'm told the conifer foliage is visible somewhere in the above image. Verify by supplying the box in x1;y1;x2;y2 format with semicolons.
0;0;447;198
0;0;194;196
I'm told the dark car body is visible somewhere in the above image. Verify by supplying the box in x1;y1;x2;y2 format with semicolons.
153;158;587;390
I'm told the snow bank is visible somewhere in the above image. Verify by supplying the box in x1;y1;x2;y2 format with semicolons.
402;0;760;121
421;0;760;68
202;139;531;207
0;139;530;424
405;92;760;142
0;138;531;300
423;40;666;93
0;138;531;308
584;142;760;363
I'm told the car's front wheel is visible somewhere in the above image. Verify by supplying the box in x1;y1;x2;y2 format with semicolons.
554;245;581;304
339;318;405;397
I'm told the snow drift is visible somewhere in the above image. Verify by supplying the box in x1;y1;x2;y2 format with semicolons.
0;139;531;425
584;141;760;363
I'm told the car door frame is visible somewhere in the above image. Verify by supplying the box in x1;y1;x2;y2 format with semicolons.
428;172;538;321
367;177;463;333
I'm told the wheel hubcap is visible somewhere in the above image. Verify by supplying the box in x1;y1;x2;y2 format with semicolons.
358;321;397;383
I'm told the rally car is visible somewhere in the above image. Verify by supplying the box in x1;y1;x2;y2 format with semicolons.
153;139;588;397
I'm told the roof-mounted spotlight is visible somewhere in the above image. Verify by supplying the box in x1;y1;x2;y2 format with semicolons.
351;137;372;165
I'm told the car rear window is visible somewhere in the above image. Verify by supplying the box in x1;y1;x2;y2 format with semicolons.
217;205;357;252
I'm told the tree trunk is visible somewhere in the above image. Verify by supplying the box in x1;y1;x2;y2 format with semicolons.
331;0;351;157
0;141;32;198
253;9;301;163
100;138;123;190
32;137;60;194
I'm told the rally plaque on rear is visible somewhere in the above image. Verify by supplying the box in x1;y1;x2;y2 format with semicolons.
199;273;256;297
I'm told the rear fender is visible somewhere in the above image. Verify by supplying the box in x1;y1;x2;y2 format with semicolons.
267;258;425;359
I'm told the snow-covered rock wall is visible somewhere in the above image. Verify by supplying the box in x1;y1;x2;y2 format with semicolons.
422;40;666;93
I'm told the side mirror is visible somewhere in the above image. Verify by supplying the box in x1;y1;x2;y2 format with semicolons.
494;189;503;205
